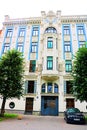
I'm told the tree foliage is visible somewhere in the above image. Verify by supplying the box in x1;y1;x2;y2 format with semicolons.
72;47;87;102
0;50;24;116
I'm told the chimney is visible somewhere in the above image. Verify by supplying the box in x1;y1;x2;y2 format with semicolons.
4;15;10;21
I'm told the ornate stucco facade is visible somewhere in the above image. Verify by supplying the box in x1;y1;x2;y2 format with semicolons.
0;11;87;115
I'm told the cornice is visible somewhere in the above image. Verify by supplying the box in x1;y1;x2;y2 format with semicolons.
3;15;87;26
3;17;41;26
61;15;87;23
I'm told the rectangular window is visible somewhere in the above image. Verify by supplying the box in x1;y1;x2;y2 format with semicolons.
64;26;70;35
47;56;53;70
47;37;53;48
41;83;45;93
32;27;39;36
54;83;58;93
66;81;72;94
28;81;34;93
47;83;52;93
19;28;25;37
64;41;71;52
79;41;86;48
29;60;36;72
77;26;84;35
31;42;37;52
3;43;10;53
65;60;72;72
6;29;13;37
17;42;23;52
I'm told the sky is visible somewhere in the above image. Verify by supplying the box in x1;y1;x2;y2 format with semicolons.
0;0;87;28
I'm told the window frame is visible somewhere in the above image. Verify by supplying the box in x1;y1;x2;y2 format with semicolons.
45;27;57;33
47;56;53;70
6;29;13;38
31;42;37;53
64;41;71;52
47;82;52;93
47;37;53;48
54;83;58;93
77;26;84;35
65;60;72;72
41;83;46;93
29;60;36;72
63;26;70;35
18;28;25;37
32;27;39;36
17;42;23;52
3;43;10;53
79;41;86;48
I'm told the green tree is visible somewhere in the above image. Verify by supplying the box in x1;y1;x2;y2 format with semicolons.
0;50;24;116
72;47;87;102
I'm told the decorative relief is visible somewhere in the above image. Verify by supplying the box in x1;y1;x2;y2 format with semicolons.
58;63;63;72
64;35;70;41
5;37;10;43
65;53;72;59
78;35;85;41
38;64;42;72
32;37;38;42
18;37;24;42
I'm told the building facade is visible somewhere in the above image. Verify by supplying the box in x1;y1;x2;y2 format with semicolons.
0;11;87;115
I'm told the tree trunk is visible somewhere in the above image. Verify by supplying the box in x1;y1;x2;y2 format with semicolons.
0;96;6;117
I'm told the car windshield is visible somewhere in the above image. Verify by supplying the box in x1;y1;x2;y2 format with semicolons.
67;108;80;113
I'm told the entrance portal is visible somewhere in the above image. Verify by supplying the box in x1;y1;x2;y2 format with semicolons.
25;98;33;113
41;96;58;116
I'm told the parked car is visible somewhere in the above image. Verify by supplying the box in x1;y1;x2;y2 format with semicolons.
64;108;85;124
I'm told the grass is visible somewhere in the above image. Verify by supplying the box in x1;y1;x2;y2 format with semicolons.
85;115;87;121
0;113;18;121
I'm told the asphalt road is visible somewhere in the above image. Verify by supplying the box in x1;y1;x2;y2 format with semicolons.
0;115;87;130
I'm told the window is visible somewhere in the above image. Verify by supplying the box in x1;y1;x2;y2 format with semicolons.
28;81;34;93
65;60;72;72
47;83;52;93
54;83;58;93
19;28;25;37
47;56;53;70
3;43;10;53
29;60;36;72
64;41;71;52
31;42;37;53
32;27;39;36
41;83;46;93
63;26;70;35
45;27;57;33
47;37;53;48
79;41;86;48
6;29;13;37
17;42;23;52
66;81;72;94
77;26;84;35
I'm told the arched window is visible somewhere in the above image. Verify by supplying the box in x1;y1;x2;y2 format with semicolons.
41;83;46;93
45;27;57;33
54;83;58;93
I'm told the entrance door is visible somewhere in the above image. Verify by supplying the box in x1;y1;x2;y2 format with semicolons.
25;98;33;113
66;99;74;108
41;96;58;116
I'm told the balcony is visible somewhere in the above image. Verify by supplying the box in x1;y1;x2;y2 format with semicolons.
41;70;59;80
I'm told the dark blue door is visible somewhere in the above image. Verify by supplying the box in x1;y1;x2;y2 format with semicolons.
41;96;58;116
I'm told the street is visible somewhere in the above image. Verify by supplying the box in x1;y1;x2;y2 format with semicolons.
0;115;87;130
